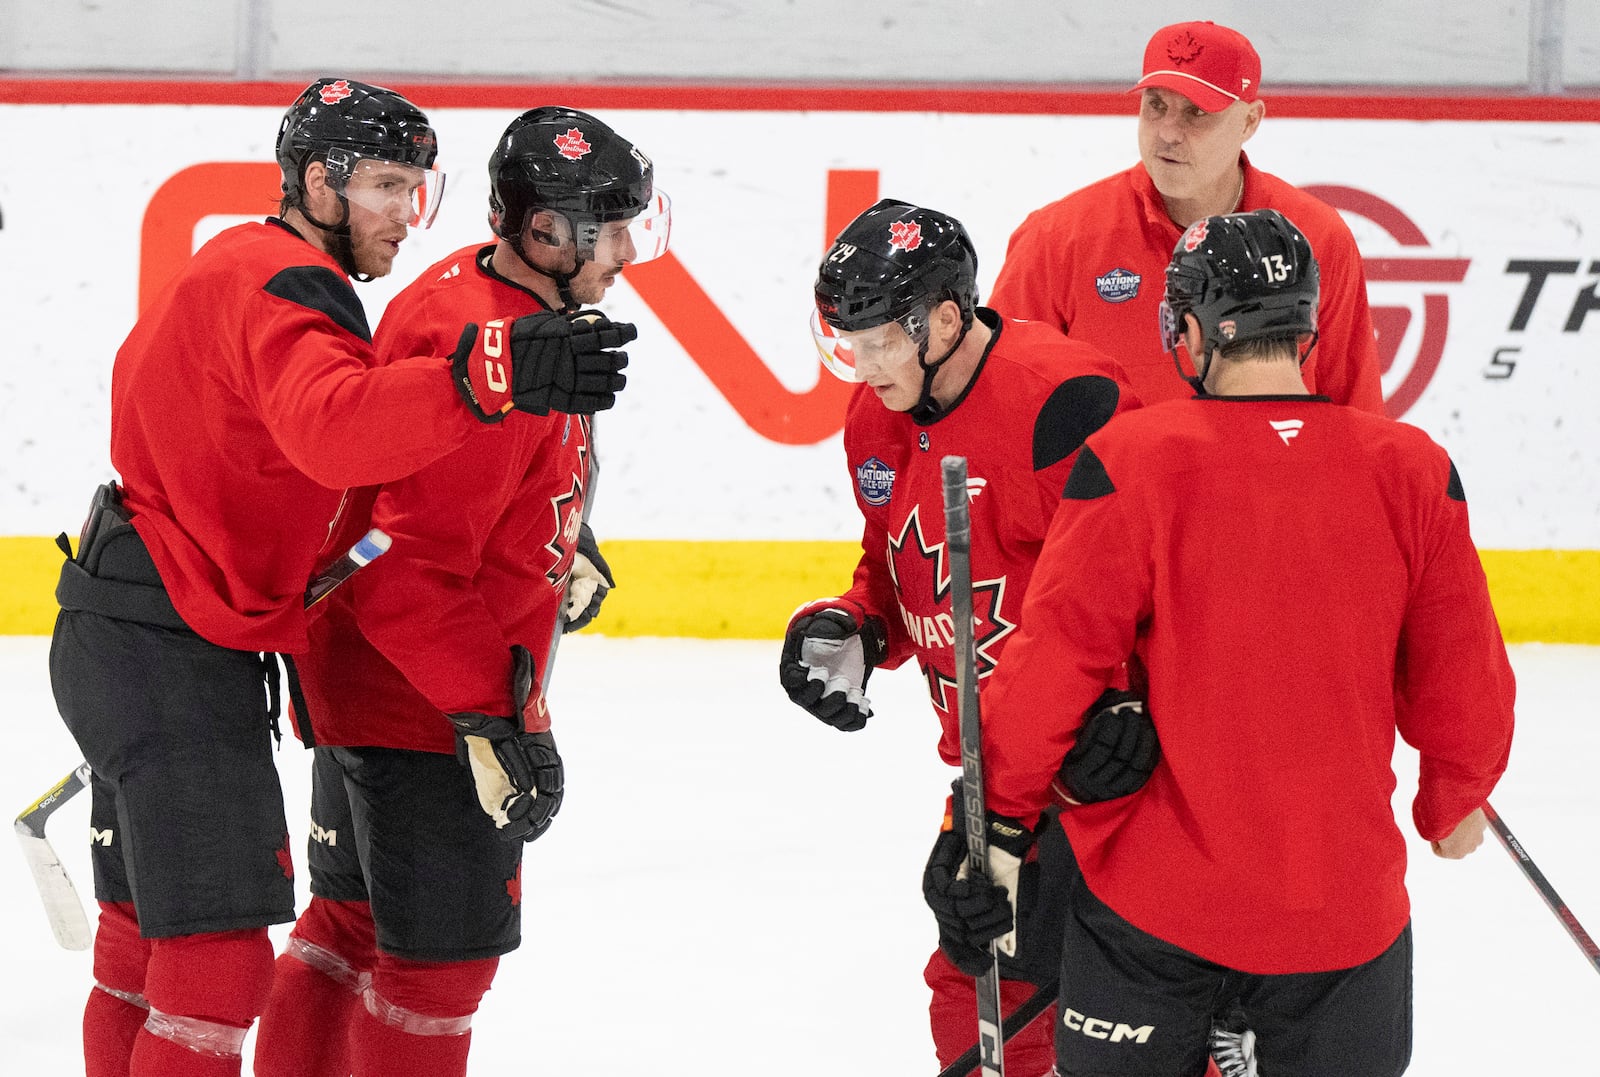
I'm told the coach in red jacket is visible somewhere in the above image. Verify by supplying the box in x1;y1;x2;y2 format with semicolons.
990;20;1384;415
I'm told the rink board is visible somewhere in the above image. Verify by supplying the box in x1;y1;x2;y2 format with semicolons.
1;82;1595;639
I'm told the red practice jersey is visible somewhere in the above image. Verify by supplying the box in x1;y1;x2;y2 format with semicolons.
981;394;1515;974
840;310;1138;764
292;244;589;753
989;155;1384;413
112;219;472;653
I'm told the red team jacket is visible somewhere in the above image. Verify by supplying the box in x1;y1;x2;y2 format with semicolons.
112;219;471;653
981;395;1516;974
989;154;1384;413
292;244;588;752
839;310;1138;764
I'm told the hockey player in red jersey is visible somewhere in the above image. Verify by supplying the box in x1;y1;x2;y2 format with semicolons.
780;199;1139;1073
947;210;1515;1076
252;107;668;1077
990;20;1384;415
49;82;634;1077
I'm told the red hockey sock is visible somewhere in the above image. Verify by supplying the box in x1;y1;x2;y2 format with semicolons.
128;928;274;1077
84;901;151;1077
129;1026;251;1077
255;898;377;1077
924;948;1057;1077
349;952;498;1077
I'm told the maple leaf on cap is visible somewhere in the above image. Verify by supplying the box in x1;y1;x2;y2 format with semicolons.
1166;30;1204;65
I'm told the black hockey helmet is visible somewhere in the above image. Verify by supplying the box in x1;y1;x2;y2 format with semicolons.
488;106;666;259
814;199;979;342
1160;208;1319;367
276;77;443;227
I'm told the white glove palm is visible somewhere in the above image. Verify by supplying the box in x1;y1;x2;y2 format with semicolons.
956;842;1023;957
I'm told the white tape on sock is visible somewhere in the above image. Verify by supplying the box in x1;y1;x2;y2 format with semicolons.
286;935;372;994
93;981;150;1010
143;1008;248;1058
362;985;473;1037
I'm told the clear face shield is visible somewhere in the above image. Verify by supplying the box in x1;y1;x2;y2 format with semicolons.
531;191;674;267
325;149;447;229
809;311;920;384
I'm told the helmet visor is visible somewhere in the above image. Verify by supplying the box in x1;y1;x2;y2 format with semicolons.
810;311;916;384
335;155;448;229
590;191;672;266
1158;299;1183;353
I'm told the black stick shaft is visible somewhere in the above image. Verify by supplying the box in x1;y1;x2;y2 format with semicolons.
942;455;1004;1076
1484;801;1600;974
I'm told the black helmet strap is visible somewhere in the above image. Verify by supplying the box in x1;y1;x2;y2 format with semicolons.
291;160;370;281
503;213;585;314
907;305;972;423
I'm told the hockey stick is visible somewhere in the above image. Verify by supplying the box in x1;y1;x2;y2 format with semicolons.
543;414;599;692
14;763;95;950
936;979;1058;1077
16;528;391;950
1483;801;1600;975
941;455;1005;1077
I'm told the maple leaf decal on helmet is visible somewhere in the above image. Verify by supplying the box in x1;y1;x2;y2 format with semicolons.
553;128;593;160
888;219;923;252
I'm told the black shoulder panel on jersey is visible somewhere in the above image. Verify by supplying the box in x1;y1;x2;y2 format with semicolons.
1062;444;1115;501
263;265;373;343
1446;459;1465;502
1033;375;1122;471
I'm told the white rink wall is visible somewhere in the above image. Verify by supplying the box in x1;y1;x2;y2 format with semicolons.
1;98;1598;549
3;1;1598;89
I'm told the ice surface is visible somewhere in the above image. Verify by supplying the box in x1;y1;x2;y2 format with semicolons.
1;637;1595;1073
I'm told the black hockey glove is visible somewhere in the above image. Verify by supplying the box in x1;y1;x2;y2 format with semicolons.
447;645;565;842
1052;688;1161;806
778;598;889;732
562;522;615;633
451;310;634;423
922;780;1036;977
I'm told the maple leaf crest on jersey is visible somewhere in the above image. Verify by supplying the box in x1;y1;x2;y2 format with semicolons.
886;503;1016;714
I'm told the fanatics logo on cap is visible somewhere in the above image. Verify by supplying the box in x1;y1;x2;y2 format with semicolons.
554;127;593;161
319;80;354;105
856;456;896;506
888;220;923;252
1094;267;1142;304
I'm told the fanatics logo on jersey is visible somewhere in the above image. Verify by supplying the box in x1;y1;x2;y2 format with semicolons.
320;80;354;105
888;220;923;252
1182;220;1209;252
856;456;896;506
1270;419;1304;445
554;128;593;160
1094;267;1142;304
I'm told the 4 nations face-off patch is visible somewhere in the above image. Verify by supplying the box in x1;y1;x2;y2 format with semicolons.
1095;267;1141;303
855;456;895;506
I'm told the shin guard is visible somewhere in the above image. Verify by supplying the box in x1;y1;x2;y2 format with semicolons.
350;952;498;1077
255;898;377;1077
129;928;273;1077
85;901;151;1077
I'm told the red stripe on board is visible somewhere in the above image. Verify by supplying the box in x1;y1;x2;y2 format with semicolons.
1;78;1598;120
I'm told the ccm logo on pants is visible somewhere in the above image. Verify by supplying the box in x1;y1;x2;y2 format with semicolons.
1062;1008;1154;1043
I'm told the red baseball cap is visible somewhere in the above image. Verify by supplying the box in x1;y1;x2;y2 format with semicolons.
1131;21;1261;113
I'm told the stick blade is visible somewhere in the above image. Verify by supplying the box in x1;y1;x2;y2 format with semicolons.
15;823;92;950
